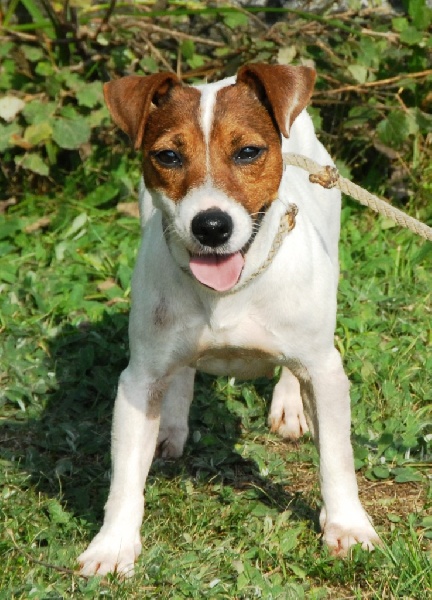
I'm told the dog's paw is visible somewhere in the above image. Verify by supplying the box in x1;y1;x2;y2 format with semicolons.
320;507;381;556
156;426;188;458
268;405;309;440
78;530;142;577
268;369;308;440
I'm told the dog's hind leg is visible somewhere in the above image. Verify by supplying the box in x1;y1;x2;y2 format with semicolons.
156;366;195;458
268;367;309;440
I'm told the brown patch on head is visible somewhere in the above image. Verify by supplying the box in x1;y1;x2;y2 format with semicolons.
103;73;207;203
103;64;316;213
142;85;206;202
208;82;284;214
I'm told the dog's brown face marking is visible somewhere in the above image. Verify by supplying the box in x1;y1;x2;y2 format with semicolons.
104;65;315;215
142;86;206;202
142;82;283;215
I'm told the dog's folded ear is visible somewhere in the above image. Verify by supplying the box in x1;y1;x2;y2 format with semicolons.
103;73;180;150
237;64;316;138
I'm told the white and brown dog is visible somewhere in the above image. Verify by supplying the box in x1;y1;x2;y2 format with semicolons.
78;63;380;576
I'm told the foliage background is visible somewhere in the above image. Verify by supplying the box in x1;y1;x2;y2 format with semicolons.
0;1;431;598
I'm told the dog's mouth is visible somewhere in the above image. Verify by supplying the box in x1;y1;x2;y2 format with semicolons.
189;251;245;292
187;208;267;292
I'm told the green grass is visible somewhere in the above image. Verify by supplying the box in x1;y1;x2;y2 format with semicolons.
0;163;431;598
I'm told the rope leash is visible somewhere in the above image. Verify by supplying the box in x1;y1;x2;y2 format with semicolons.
220;203;298;294
283;152;432;243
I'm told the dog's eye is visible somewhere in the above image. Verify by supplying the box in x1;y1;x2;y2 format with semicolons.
154;150;183;168
234;146;265;164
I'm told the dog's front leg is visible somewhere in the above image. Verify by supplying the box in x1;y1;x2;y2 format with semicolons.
78;366;166;577
296;350;380;555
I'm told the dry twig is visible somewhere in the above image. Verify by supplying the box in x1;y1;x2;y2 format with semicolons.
315;69;432;96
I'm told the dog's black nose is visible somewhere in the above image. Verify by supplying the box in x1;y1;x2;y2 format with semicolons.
191;209;233;247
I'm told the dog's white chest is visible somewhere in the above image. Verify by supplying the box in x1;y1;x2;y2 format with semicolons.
192;312;285;378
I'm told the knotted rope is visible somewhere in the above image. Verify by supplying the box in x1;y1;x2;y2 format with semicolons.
283;152;432;243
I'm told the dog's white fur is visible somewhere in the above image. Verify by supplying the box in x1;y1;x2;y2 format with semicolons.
78;68;379;576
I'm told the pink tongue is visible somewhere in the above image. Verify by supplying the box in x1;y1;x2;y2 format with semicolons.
189;252;244;292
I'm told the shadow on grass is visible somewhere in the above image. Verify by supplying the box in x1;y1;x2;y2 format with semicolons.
0;310;318;534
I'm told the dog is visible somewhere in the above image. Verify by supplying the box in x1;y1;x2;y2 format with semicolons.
78;63;380;576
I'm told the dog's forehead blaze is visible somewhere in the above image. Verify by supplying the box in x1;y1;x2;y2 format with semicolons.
207;84;284;214
142;86;206;202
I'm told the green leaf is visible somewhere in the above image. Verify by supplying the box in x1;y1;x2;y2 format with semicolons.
59;105;80;119
408;0;432;30
63;213;88;239
23;122;53;146
420;516;432;528
181;40;196;60
52;117;91;149
35;61;55;77
358;37;383;69
187;54;205;69
60;71;83;92
399;25;424;46
348;64;368;84
47;499;71;524
280;529;300;554
393;467;422;483
412;241;432;265
76;82;103;108
88;106;109;128
372;465;391;479
139;55;159;73
84;184;118;207
0;122;21;151
377;111;411;147
23;100;56;124
392;17;409;32
290;564;307;580
16;152;49;176
0;42;13;58
222;11;249;29
387;513;401;523
21;45;44;63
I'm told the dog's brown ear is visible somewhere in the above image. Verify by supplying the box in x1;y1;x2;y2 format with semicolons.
237;64;316;138
103;72;180;150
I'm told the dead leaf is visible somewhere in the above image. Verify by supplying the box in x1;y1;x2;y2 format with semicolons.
106;297;129;306
0;96;25;122
97;278;117;292
117;202;140;218
24;216;51;233
0;197;17;213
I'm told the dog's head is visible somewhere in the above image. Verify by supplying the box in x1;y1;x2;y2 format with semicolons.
104;64;315;292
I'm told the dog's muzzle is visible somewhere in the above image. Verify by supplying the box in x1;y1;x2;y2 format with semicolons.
163;202;297;294
189;208;244;292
